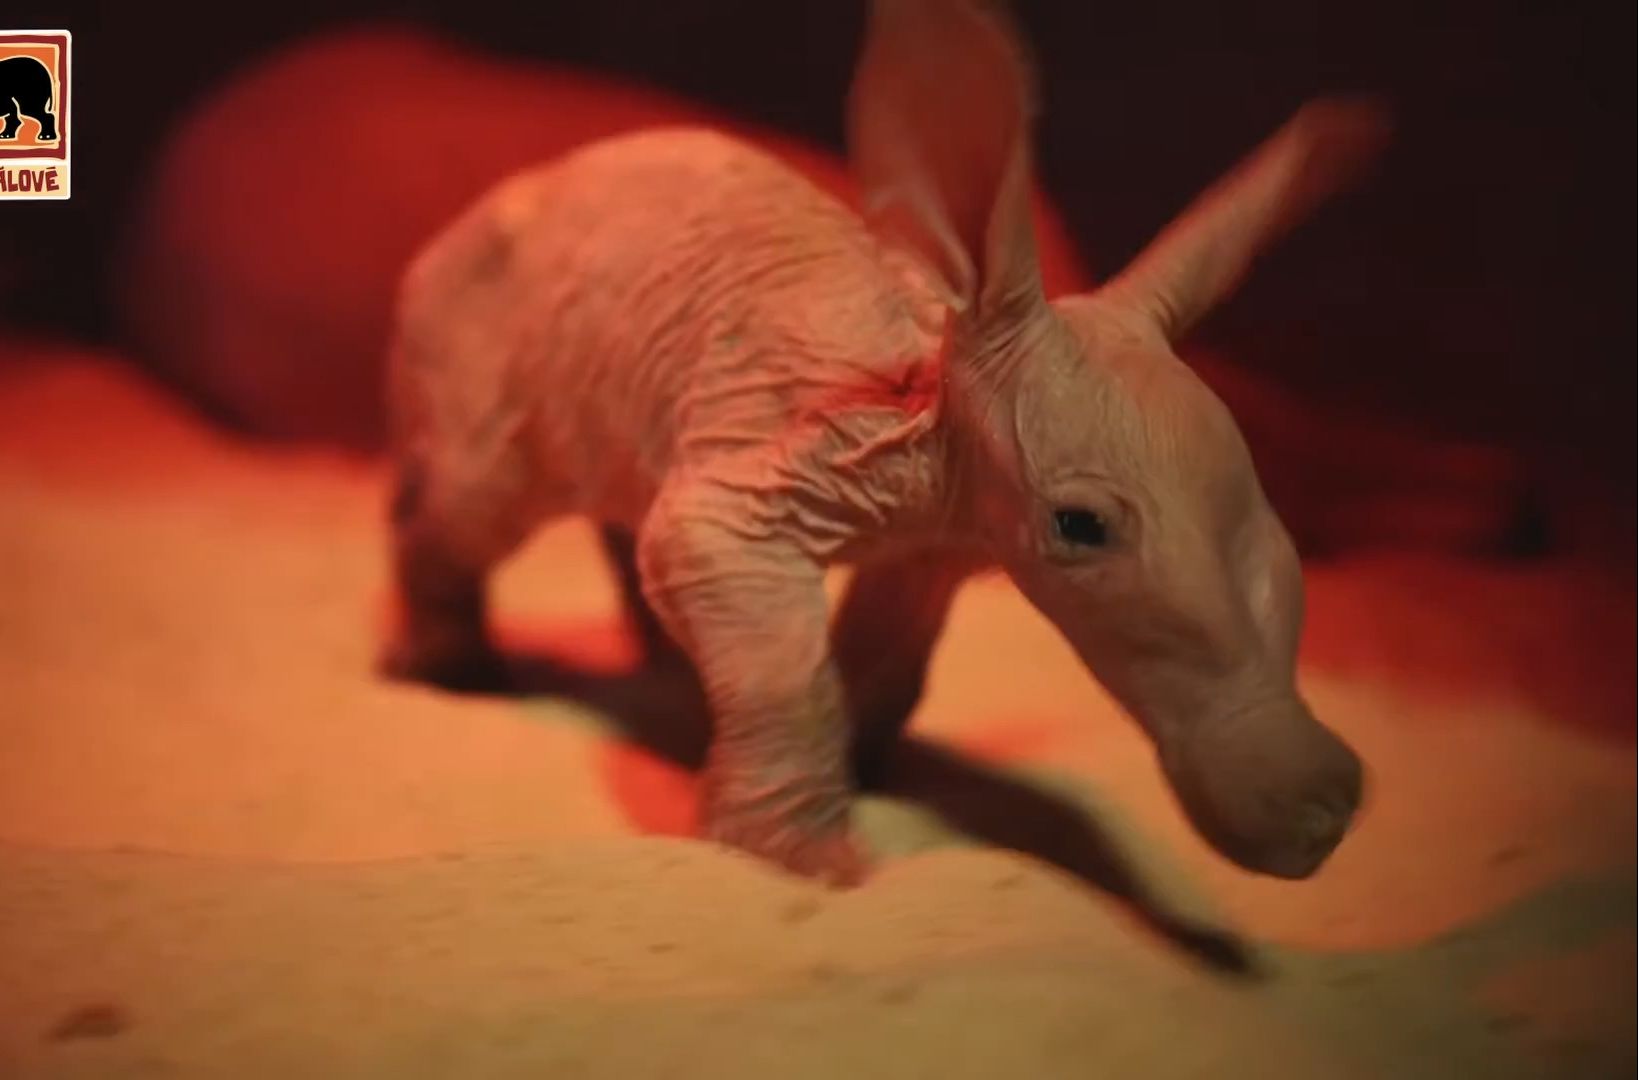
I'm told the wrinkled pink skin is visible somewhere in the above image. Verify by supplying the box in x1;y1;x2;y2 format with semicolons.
386;2;1372;885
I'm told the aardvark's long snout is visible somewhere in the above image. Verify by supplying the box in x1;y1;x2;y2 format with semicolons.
1157;698;1364;879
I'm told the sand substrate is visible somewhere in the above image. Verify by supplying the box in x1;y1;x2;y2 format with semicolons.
1;342;1632;1078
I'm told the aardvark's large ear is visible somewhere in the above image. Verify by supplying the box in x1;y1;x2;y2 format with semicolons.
848;0;1043;318
1101;98;1393;342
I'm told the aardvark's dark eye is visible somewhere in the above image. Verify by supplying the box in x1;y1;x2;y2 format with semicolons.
1053;508;1109;548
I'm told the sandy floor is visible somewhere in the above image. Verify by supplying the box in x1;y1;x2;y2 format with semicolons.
1;341;1633;1078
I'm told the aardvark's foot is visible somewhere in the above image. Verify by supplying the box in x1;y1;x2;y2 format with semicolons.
378;633;512;694
702;784;869;887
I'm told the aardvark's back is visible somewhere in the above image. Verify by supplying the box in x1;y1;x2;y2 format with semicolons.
391;126;943;526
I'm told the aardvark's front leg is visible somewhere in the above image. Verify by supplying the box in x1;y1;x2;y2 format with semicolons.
832;549;978;787
637;480;866;886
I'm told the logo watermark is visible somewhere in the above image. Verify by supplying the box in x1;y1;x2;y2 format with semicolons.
1;29;70;200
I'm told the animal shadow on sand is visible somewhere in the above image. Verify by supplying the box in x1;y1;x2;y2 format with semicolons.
454;629;1259;978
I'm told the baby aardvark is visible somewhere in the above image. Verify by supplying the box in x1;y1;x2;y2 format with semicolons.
384;0;1385;885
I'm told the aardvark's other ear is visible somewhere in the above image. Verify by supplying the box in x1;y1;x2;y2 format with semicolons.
848;0;1044;319
1101;97;1393;342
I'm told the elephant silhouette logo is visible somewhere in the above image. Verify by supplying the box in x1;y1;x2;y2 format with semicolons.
0;29;70;200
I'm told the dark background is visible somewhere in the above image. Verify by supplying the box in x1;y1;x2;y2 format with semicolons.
2;0;1633;507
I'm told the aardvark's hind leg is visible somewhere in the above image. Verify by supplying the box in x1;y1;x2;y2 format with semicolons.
380;451;539;693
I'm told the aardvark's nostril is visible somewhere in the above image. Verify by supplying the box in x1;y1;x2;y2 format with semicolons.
1297;800;1347;854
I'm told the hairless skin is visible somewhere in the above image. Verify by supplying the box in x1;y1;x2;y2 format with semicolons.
384;0;1383;886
